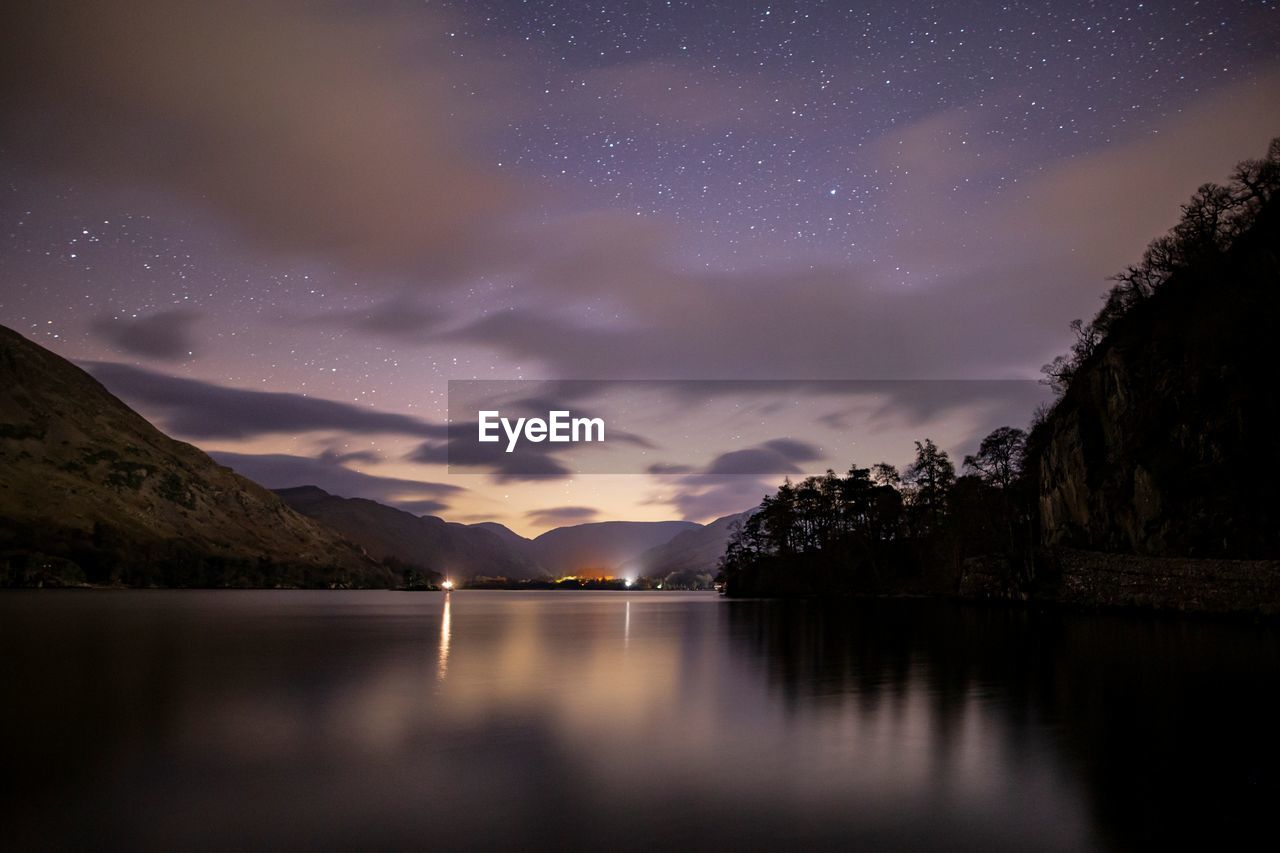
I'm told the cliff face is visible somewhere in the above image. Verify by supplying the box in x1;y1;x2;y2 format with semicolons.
0;325;391;587
1034;207;1280;559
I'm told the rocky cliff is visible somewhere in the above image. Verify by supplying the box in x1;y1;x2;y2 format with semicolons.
0;325;392;587
1033;203;1280;560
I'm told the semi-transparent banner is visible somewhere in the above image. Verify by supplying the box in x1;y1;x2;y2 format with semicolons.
443;380;1049;477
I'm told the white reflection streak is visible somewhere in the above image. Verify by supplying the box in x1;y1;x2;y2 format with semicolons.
624;600;631;649
437;593;452;681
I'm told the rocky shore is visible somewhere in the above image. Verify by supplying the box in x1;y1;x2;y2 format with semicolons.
960;549;1280;616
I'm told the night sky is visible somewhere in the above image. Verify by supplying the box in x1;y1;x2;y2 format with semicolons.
2;1;1278;532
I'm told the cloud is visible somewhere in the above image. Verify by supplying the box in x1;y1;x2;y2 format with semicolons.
438;75;1280;385
16;1;1272;398
868;70;1280;367
649;477;771;523
524;506;599;527
647;462;695;475
988;74;1280;280
211;450;459;515
703;438;822;476
7;0;1274;529
407;432;574;482
316;447;382;466
84;362;449;440
301;298;445;342
0;0;524;278
640;437;820;522
438;263;1029;380
89;309;202;360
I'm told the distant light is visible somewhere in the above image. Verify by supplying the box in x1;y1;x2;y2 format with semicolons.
624;579;634;588
442;579;455;591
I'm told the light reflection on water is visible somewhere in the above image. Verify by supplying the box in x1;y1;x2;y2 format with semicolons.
437;590;451;681
1;590;1277;851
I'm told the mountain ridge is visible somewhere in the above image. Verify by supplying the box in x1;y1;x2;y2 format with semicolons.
530;519;701;576
0;324;393;588
622;509;757;585
274;486;547;580
274;486;733;581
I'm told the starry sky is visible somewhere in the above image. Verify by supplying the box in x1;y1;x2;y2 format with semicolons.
1;1;1278;533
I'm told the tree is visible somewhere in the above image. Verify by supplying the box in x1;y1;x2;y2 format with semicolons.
871;462;901;488
963;427;1027;490
1040;137;1279;400
904;439;955;533
1231;137;1280;206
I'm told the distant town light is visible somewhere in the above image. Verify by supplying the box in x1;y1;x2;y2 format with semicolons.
442;579;455;591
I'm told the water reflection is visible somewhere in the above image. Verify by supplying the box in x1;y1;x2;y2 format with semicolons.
0;591;1276;851
437;590;451;681
725;599;1280;850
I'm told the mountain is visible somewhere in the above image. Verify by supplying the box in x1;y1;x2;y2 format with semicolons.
468;521;531;547
0;325;392;588
622;509;756;584
531;520;700;576
276;486;546;580
277;490;708;581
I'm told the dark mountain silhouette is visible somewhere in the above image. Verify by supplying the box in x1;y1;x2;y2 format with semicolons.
276;486;546;580
0;324;393;588
531;520;700;576
276;489;707;580
622;509;756;584
468;521;531;546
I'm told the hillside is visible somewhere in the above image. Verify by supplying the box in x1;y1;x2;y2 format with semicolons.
277;486;546;580
622;510;756;585
0;325;393;588
531;520;700;576
276;488;708;581
468;521;531;546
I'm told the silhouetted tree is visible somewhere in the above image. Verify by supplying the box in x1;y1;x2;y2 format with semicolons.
963;427;1027;490
871;461;901;487
904;439;955;535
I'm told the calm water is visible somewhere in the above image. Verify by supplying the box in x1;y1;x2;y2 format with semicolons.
2;591;1278;851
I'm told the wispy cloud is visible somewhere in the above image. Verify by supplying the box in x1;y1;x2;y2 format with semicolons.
85;362;448;440
525;506;600;527
89;309;202;360
212;450;460;515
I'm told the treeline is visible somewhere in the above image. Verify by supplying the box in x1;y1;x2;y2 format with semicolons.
1041;137;1280;393
718;429;1035;597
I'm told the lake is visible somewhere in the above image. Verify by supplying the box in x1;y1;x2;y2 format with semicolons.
2;590;1277;850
